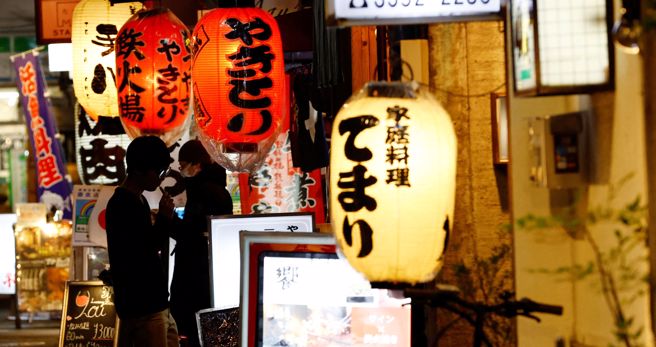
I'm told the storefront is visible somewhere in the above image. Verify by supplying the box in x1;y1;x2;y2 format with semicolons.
0;0;653;346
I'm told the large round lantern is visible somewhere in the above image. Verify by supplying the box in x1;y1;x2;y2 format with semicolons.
192;7;285;172
115;7;191;146
329;81;457;285
72;0;142;120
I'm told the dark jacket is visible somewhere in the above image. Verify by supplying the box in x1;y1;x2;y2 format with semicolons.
105;187;170;319
169;163;233;344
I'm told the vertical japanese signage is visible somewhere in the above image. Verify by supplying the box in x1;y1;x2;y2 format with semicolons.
192;7;285;172
116;7;191;146
71;0;141;120
329;82;456;284
12;51;72;219
239;77;325;223
75;103;131;186
238;133;325;223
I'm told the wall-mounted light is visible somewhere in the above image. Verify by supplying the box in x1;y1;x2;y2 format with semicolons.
612;0;640;55
510;0;615;96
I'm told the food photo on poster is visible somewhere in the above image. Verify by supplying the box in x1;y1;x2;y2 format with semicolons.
239;232;411;347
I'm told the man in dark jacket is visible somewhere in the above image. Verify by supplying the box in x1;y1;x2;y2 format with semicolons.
106;136;179;347
169;139;233;347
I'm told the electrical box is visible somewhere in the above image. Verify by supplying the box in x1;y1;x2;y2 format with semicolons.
528;112;588;188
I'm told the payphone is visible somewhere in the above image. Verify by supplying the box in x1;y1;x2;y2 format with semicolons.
528;112;588;189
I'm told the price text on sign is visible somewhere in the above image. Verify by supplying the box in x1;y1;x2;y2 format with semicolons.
335;0;501;19
59;281;118;347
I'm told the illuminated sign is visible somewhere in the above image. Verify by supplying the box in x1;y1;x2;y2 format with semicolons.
327;0;501;26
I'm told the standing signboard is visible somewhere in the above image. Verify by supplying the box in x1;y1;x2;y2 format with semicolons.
0;214;17;295
59;281;118;347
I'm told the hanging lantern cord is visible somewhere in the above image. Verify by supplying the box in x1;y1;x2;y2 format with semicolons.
373;58;415;82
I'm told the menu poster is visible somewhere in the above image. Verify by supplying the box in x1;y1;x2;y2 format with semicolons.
15;203;72;314
59;281;118;347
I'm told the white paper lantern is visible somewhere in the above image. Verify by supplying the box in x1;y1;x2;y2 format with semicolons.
72;0;142;120
329;81;457;285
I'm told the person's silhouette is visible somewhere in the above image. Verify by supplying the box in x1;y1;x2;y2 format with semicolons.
105;136;179;347
169;139;233;347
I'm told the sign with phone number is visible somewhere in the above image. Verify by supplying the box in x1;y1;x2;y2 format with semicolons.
334;0;501;22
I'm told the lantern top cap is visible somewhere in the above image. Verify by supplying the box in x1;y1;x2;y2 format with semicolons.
363;80;421;99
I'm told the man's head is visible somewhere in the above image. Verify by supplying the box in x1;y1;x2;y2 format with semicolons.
178;139;210;178
125;136;171;191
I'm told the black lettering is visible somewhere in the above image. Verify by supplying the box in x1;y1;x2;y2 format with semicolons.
442;0;450;4
389;0;397;6
228;78;272;109
342;216;374;258
401;0;411;6
455;0;463;4
338;115;379;162
416;0;423;6
375;0;384;7
468;0;476;3
350;0;368;8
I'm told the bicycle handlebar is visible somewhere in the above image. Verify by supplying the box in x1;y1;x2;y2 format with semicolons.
514;298;563;316
403;288;563;319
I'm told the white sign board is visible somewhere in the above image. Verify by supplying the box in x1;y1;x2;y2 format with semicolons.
0;214;17;295
209;213;314;309
330;0;501;25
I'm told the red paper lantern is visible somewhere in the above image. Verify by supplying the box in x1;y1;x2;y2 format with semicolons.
115;7;191;146
192;8;285;171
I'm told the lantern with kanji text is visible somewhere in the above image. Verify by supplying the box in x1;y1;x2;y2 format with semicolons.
191;7;285;172
72;0;142;120
329;81;457;285
115;7;191;146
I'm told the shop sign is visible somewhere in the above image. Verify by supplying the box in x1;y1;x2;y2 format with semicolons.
328;0;501;26
36;0;81;44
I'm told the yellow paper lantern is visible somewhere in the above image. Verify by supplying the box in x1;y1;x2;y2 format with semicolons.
329;81;457;285
72;0;142;120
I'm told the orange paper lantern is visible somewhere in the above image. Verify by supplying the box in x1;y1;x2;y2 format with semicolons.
115;7;191;146
192;7;285;171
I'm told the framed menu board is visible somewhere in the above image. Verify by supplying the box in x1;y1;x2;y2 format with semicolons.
58;281;118;347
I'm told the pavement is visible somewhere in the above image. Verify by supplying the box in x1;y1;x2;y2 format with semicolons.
0;298;59;347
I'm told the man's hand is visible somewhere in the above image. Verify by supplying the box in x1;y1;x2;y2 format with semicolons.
158;187;175;220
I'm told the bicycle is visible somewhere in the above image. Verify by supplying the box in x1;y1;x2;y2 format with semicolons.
404;286;563;347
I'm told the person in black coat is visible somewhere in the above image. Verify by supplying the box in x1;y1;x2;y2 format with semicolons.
106;136;179;347
169;139;233;347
